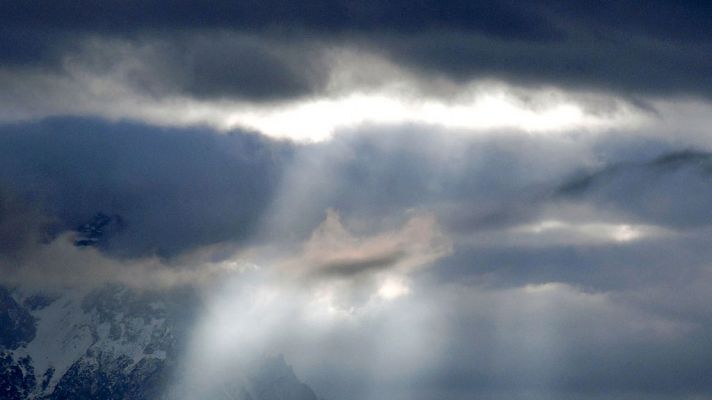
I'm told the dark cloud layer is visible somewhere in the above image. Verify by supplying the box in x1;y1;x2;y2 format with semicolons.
0;117;292;258
0;1;560;43
4;1;710;43
2;1;712;102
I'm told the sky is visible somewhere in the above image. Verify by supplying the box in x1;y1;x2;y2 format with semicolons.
3;1;712;399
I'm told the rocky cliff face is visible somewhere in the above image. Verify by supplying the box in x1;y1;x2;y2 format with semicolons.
0;284;319;400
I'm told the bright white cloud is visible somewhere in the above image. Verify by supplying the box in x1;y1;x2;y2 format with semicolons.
225;86;646;141
511;220;671;244
0;46;650;143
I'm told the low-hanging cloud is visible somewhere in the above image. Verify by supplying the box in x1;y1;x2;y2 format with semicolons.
0;233;244;289
293;209;451;279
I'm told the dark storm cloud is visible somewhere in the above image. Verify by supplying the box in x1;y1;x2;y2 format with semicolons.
384;29;712;98
0;1;556;102
0;117;293;258
2;1;712;102
179;34;323;101
0;1;559;43
1;32;326;103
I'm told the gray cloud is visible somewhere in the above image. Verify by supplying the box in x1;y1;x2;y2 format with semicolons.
0;33;327;120
558;149;712;228
381;28;712;99
2;1;712;108
66;33;327;102
0;117;293;258
179;33;325;101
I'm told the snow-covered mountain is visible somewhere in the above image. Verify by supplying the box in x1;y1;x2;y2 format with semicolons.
0;284;320;400
1;212;322;399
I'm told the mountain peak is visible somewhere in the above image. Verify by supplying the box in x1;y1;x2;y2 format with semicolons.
74;212;124;247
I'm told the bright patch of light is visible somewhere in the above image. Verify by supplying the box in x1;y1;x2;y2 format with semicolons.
610;224;642;242
222;88;643;141
522;282;569;294
512;220;669;244
309;286;352;317
377;278;411;300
